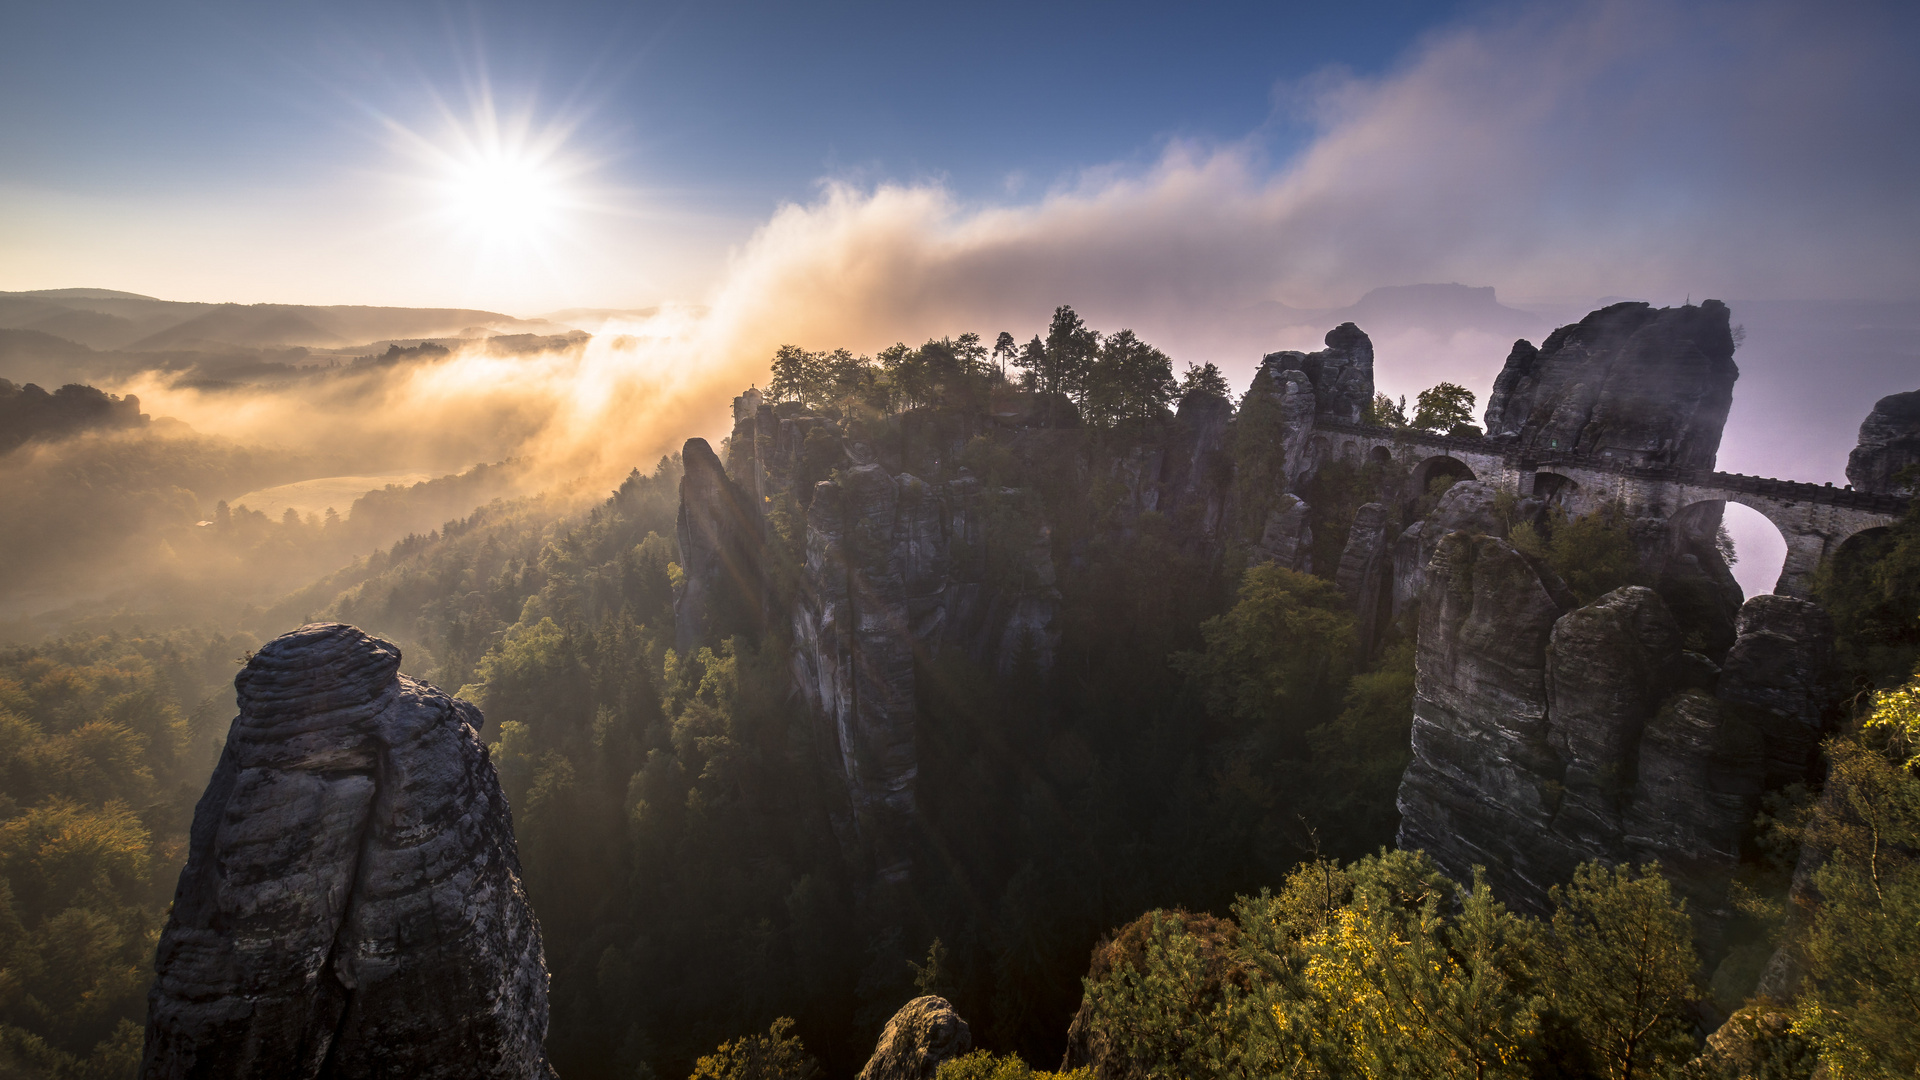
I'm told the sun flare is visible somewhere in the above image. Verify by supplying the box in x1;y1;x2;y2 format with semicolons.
443;151;564;240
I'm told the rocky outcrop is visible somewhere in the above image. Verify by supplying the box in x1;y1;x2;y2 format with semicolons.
1389;481;1506;620
857;996;972;1080
1160;392;1233;535
1398;556;1834;934
1544;587;1685;859
1336;502;1394;658
1846;388;1920;495
675;436;766;653
142;623;551;1080
1396;532;1577;903
791;463;1059;885
1716;595;1838;789
1483;300;1738;469
1260;322;1375;423
1254;495;1312;572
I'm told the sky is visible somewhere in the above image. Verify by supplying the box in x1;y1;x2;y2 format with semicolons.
8;0;1914;316
4;0;1919;594
1;0;1471;309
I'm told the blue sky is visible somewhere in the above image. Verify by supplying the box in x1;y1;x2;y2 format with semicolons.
2;0;1916;322
2;1;1463;212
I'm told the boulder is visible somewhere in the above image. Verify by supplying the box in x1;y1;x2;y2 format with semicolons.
142;623;552;1080
1845;388;1920;495
857;996;972;1080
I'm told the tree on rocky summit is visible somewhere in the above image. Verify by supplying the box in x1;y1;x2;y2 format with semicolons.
1177;361;1230;405
769;345;827;406
1363;391;1407;427
1082;329;1175;429
689;1017;820;1080
1409;382;1476;434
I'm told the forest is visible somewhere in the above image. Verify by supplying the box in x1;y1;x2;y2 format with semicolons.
0;307;1916;1079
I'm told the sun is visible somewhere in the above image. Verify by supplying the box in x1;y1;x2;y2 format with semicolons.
387;92;589;252
443;150;564;241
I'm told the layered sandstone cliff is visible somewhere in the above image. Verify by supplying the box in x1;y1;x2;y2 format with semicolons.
142;622;551;1080
1395;533;1834;947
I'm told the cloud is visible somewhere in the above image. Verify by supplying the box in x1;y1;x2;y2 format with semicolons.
114;0;1920;496
693;0;1918;371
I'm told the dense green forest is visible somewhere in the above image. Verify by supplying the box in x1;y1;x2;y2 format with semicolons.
0;310;1916;1078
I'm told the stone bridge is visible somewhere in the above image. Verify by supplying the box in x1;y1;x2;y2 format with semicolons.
1308;418;1910;598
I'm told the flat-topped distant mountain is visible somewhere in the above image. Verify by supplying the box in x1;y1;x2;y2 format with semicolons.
1234;282;1545;341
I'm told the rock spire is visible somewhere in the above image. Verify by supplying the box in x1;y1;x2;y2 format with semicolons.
142;623;552;1080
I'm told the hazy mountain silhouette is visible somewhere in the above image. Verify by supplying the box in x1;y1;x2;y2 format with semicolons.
0;291;567;352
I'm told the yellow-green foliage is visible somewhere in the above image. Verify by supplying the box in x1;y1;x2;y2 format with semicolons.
1792;668;1920;1078
1074;851;1701;1080
688;1017;819;1080
935;1050;1090;1080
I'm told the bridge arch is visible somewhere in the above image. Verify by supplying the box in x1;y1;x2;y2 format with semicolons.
1411;455;1476;497
1368;445;1393;466
1532;472;1580;511
1672;498;1790;597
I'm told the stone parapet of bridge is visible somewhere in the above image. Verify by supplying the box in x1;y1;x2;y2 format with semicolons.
1307;418;1910;598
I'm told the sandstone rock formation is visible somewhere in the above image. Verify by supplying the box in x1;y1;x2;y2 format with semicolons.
1483;300;1738;469
142;623;551;1080
1335;502;1394;659
1388;480;1507;621
1845;388;1920;495
857;996;972;1080
1395;532;1577;904
789;460;1060;884
1259;322;1375;424
1254;494;1312;572
676;436;767;653
1397;542;1833;947
1716;596;1838;789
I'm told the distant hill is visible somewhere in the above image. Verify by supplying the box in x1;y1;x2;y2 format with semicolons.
0;291;568;352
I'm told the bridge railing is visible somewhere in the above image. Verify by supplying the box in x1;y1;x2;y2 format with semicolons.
1307;417;1911;514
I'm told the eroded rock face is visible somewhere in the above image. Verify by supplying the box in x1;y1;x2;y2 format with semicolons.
1846;388;1920;495
1336;502;1393;658
143;623;551;1080
1396;532;1576;903
1398;559;1832;932
1717;595;1838;789
790;464;1060;885
1260;322;1375;423
1389;481;1506;619
1545;586;1683;858
1255;495;1313;572
675;436;766;654
1483;300;1738;470
857;996;972;1080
